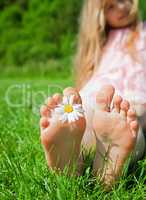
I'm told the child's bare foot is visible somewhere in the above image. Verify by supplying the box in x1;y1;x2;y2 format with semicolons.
92;85;139;188
40;87;86;174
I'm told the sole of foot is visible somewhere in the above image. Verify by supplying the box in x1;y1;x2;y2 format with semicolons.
92;85;139;189
40;87;86;174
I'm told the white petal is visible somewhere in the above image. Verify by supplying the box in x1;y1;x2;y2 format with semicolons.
54;106;64;114
67;113;72;123
57;103;63;107
76;111;84;118
73;104;82;109
71;112;77;122
73;106;84;114
67;113;74;123
72;111;79;121
78;109;85;114
69;95;75;105
51;109;60;119
63;96;69;105
60;113;68;123
69;117;75;123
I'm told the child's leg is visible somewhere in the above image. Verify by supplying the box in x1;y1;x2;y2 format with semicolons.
40;87;86;174
91;85;139;189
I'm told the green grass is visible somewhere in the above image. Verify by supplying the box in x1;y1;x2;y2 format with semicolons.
0;75;146;199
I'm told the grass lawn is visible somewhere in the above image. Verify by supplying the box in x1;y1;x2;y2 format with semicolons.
0;74;146;199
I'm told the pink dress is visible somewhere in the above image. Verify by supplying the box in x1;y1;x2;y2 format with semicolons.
80;23;146;112
80;23;146;158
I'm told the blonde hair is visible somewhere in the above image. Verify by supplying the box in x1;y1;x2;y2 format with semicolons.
75;0;140;90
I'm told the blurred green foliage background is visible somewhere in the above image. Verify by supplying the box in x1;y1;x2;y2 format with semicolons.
0;0;145;70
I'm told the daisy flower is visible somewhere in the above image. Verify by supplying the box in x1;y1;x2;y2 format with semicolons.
54;95;84;123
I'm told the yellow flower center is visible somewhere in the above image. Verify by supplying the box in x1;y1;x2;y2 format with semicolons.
64;104;73;113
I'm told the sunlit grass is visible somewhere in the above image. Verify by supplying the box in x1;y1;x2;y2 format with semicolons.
0;77;146;199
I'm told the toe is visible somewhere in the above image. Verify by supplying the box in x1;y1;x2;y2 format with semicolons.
63;87;82;104
40;117;49;129
130;120;139;138
40;105;51;117
120;100;130;118
127;109;137;123
113;95;122;113
127;108;138;138
52;93;62;104
45;97;57;109
96;85;115;111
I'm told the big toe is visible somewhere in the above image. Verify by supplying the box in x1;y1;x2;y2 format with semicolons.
127;109;139;138
96;85;115;111
113;95;122;113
